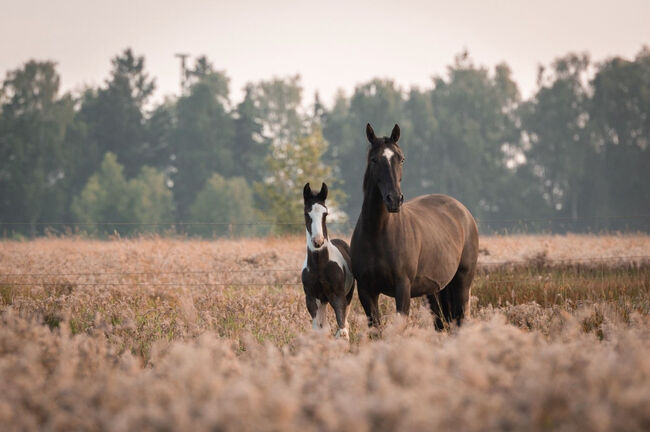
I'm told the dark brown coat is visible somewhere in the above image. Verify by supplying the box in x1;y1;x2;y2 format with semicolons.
351;124;478;329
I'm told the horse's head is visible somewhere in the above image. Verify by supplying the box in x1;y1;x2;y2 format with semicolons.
303;182;329;249
364;123;405;213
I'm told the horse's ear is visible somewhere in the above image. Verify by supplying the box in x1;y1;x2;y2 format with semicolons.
366;123;377;144
390;124;400;143
318;182;328;201
303;183;312;200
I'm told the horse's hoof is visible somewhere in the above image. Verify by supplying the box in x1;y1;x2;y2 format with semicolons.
335;328;350;340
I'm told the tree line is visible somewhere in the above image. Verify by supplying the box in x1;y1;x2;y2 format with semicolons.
1;47;648;237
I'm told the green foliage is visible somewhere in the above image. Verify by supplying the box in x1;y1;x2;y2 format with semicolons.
189;174;258;237
521;53;591;220
170;58;235;221
78;49;156;178
249;75;304;146
126;166;175;232
256;125;345;234
0;61;79;234
1;48;649;236
587;47;650;229
71;153;173;235
425;56;522;220
232;85;270;183
71;152;128;232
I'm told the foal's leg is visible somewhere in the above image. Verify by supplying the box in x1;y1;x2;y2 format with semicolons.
306;294;318;323
309;297;329;332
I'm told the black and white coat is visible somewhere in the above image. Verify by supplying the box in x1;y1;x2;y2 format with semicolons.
301;183;355;339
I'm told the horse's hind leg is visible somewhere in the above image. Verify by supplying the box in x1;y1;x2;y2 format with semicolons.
427;290;451;331
445;264;475;326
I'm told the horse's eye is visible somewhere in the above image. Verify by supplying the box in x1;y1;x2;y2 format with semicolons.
401;157;405;165
371;157;378;164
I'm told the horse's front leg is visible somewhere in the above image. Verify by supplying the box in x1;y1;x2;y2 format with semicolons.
395;278;412;316
313;299;329;332
306;294;329;332
305;294;319;326
358;282;380;328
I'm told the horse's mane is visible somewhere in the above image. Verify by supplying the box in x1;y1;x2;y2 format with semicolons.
362;161;372;195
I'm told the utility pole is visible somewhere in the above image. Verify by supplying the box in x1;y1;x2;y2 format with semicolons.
175;53;190;95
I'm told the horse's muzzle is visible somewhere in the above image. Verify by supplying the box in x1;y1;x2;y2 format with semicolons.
312;235;325;248
384;193;404;213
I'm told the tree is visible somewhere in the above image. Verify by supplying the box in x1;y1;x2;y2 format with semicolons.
78;48;156;178
189;174;257;237
587;47;650;230
170;57;234;221
402;87;437;199
232;84;270;183
521;53;592;224
426;54;522;221
0;61;78;235
249;75;304;146
256;125;343;234
143;99;175;173
71;153;174;236
126;166;175;234
71;152;130;235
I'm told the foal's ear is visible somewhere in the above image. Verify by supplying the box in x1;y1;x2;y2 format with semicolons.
390;124;400;143
303;183;312;200
366;123;377;144
317;182;328;201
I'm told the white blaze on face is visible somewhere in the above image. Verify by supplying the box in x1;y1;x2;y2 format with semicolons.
307;203;327;250
383;148;395;166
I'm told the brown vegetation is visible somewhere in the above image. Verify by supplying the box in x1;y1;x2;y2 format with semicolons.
0;235;649;431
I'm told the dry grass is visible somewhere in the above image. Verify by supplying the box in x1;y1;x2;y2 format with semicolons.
0;234;649;431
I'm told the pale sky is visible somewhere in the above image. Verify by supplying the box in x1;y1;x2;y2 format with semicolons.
1;0;648;107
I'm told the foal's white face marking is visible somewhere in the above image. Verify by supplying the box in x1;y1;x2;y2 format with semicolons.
307;203;328;250
383;148;395;165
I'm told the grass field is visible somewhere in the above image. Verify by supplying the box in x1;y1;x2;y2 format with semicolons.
1;235;649;431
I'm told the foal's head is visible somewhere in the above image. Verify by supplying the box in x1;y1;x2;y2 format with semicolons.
364;123;405;213
303;182;329;249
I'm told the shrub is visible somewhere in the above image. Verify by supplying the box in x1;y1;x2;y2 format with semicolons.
189;173;258;237
71;153;174;235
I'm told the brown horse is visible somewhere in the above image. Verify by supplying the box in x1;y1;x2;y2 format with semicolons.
350;124;479;329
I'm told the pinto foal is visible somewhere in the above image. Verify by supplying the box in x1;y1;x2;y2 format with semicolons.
301;183;355;339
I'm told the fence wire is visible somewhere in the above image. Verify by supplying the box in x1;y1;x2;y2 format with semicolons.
1;213;648;227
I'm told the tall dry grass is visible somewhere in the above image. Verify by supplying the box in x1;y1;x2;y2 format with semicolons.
0;234;649;431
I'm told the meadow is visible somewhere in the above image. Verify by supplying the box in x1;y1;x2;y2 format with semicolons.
0;234;649;431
